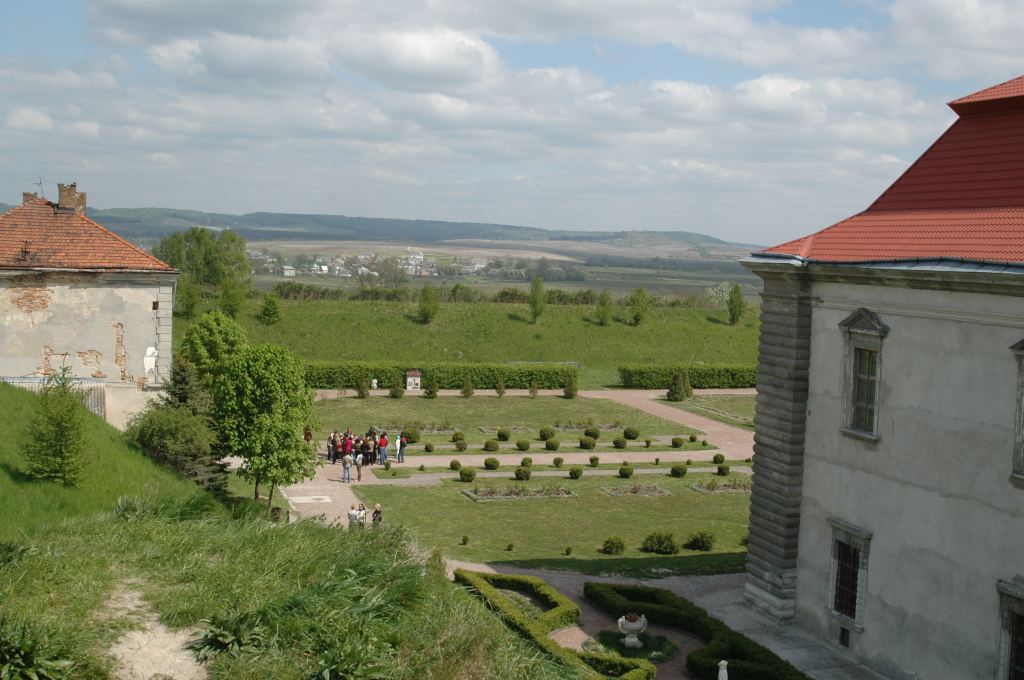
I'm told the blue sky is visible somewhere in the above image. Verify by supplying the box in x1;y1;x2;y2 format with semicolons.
2;1;1022;244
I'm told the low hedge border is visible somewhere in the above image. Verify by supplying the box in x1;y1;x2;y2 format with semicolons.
454;570;655;679
618;364;756;389
582;582;810;680
307;361;577;390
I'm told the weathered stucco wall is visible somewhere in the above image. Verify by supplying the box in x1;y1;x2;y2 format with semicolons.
796;279;1024;679
0;272;175;386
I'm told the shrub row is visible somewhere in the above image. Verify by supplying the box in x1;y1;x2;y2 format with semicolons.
618;364;756;389
583;583;810;680
306;361;578;390
454;570;654;680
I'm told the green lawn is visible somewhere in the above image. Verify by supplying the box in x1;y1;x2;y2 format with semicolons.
665;395;756;430
176;299;759;388
314;395;699;447
354;473;749;578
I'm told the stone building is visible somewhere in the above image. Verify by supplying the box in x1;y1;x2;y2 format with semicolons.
0;183;177;424
744;76;1024;679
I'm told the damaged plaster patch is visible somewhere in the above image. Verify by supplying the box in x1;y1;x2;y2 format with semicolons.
76;349;106;379
39;345;69;377
112;321;133;383
11;286;51;327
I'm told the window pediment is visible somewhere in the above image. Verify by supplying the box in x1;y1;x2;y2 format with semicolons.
839;308;889;337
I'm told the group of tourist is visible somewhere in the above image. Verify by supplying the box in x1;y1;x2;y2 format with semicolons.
346;502;383;528
314;428;409;482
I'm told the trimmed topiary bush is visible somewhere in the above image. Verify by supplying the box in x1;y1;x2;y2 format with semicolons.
514;466;532;481
568;466;584;479
483;439;500;452
717;465;730;476
641;531;679;555
461;535;469;545
564;545;573;556
545;439;560;451
455;440;468;452
589;455;600;467
684;531;715;552
702;440;709;447
450;459;462;471
516;440;531;452
580;437;597;450
483;457;500;470
671;437;685;448
623;426;639;440
645;438;653;448
712;453;725;464
670;464;687;478
459;467;477;482
618;465;634;479
506;542;514;551
613;437;627;449
552;456;564;467
602;536;626;555
451;431;465;442
520;456;533;467
496;428;511;442
424;442;435;453
666;369;693;401
418;464;425;471
583;426;601;440
539;427;555;441
689;434;698;443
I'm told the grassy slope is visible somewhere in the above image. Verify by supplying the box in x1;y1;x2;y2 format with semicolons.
355;473;748;578
177;299;759;389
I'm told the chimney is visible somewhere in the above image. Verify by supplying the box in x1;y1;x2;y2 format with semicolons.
57;182;87;214
22;192;37;205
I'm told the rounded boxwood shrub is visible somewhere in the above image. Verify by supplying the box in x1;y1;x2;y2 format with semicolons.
449;459;462;471
520;456;533;467
506;542;514;551
623;426;639;440
684;531;715;552
671;437;685;448
496;428;511;442
483;439;500;452
418;464;425;471
552;456;564;467
459;467;477;482
670;464;687;478
583;426;601;440
644;438;653;448
579;437;597;450
483;457;500;470
712;453;725;464
424;442;435;453
455;440;468;452
641;531;679;555
564;545;573;556
461;535;469;545
589;455;600;467
384;461;391;470
539;427;555;441
516;440;530;452
702;439;709;447
602;536;625;555
400;428;420;444
568;466;584;479
612;437;627;449
618;465;634;479
688;434;698;443
545;439;560;451
514;466;532;481
451;431;465;443
717;464;730;476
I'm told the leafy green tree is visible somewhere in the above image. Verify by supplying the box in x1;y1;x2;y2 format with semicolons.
667;370;693;402
174;275;201;318
213;344;319;507
727;284;746;325
627;287;653;325
418;284;439;323
219;278;247;318
127;405;225;494
529;275;546;324
256;293;281;326
595;288;613;326
154;227;251;288
180;311;248;386
24;367;86;486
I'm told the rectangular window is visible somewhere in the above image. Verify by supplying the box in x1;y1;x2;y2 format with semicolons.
852;348;878;432
833;540;860;619
1011;612;1024;680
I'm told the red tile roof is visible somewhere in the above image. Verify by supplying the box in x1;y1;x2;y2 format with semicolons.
762;75;1024;265
0;197;174;272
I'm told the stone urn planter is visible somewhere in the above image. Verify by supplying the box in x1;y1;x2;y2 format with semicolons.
617;613;647;648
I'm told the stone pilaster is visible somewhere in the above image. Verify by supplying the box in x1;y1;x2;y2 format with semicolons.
743;267;812;623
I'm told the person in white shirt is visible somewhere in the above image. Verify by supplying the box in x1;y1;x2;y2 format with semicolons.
346;504;360;528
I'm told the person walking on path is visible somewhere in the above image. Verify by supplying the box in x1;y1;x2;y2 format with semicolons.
342;451;353;483
354;449;363;481
397;434;406;463
379;432;389;464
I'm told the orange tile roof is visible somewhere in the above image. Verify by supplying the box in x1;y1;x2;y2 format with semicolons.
762;75;1024;265
0;197;173;272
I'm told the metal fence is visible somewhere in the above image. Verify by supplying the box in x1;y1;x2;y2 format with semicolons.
1;376;106;419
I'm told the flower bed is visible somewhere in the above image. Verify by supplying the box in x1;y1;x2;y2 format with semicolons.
600;483;670;498
462;484;577;501
690;478;752;495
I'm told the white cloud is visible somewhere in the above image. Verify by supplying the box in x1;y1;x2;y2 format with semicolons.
7;108;54;132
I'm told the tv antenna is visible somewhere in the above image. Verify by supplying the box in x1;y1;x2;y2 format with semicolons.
31;176;45;198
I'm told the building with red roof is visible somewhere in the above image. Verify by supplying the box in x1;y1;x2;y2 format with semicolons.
743;76;1024;679
0;184;177;422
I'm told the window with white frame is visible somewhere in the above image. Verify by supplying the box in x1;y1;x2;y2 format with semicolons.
1011;340;1024;488
839;309;889;440
997;578;1024;680
828;518;871;628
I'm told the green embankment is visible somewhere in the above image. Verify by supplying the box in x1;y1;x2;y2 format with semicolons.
175;299;759;389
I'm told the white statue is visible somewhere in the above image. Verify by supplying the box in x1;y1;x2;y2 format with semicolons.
370;378;378;389
718;660;728;680
143;346;158;382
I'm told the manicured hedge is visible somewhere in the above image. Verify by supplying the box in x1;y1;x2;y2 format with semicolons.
618;364;756;389
583;583;810;680
306;361;578;390
455;570;654;680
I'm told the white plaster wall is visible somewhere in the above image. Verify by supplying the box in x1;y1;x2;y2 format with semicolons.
0;274;167;385
796;279;1024;679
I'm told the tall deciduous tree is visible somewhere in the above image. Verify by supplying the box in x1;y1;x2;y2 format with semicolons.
529;275;546;324
25;367;86;486
727;284;746;325
627;287;653;326
595;288;613;326
179;310;248;386
418;284;439;323
213;344;319;507
174;275;201;318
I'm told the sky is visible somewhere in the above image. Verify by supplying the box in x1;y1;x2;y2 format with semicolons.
1;1;1023;245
